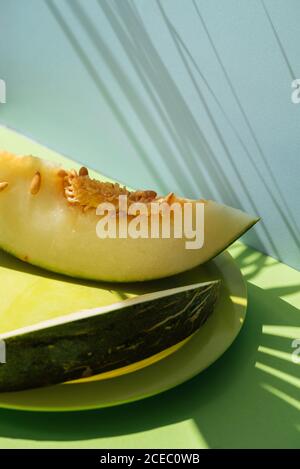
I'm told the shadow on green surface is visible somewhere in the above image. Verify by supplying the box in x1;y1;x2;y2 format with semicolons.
0;280;298;448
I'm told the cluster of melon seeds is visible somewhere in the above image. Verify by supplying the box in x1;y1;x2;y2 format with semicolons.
0;160;183;214
62;167;159;212
0;163;191;220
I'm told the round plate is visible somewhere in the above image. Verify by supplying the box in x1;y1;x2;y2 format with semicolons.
0;251;247;412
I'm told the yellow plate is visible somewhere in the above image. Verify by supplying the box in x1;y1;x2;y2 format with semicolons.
0;250;247;411
67;336;192;384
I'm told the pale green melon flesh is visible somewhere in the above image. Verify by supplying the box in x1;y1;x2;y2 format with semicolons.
0;151;259;282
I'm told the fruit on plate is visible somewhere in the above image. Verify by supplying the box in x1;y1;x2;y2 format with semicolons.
0;280;220;391
0;151;259;282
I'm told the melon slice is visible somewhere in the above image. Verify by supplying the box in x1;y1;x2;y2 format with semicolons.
0;280;220;391
0;151;259;282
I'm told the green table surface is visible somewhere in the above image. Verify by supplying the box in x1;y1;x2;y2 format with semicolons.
0;126;299;449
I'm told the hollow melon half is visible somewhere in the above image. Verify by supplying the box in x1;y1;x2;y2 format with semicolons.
0;151;259;282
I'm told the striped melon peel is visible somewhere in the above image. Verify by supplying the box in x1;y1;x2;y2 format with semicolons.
0;280;220;391
0;151;259;282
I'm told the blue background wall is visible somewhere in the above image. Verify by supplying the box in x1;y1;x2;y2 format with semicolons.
0;0;299;269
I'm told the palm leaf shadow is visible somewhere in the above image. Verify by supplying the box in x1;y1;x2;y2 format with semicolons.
192;0;300;248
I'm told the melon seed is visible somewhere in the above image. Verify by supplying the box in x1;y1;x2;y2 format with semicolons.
79;166;89;177
30;172;41;195
0;182;8;192
57;169;67;177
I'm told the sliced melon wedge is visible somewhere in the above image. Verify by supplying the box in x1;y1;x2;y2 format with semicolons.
0;151;259;282
0;280;220;391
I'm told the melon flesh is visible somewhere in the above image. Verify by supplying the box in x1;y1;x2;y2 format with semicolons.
0;151;259;282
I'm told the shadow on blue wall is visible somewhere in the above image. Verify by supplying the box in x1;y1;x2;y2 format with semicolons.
45;0;299;266
1;0;299;269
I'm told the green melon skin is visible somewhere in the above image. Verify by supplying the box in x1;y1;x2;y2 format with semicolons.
0;281;220;392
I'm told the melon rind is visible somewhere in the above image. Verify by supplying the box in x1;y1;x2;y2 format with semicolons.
0;280;220;392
